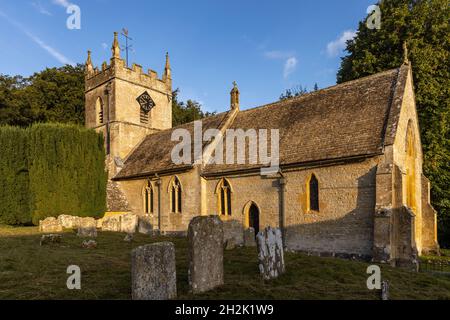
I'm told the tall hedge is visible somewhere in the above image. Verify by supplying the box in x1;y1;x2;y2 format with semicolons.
0;124;107;225
0;126;31;225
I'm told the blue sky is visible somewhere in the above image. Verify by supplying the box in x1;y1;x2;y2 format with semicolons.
0;0;375;113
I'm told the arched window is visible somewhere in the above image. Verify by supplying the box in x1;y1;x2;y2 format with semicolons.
169;176;182;213
95;97;104;125
216;178;232;216
143;180;154;214
406;122;416;211
307;174;319;212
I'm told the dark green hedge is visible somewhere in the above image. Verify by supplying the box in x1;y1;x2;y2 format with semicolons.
0;126;31;225
0;124;107;225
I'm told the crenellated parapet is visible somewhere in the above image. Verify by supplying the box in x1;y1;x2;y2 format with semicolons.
85;32;172;94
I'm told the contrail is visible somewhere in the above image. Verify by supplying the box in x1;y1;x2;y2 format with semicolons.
0;9;75;66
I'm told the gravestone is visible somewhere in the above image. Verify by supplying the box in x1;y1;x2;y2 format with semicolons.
131;242;177;300
256;227;285;280
57;215;81;229
138;215;153;235
243;228;256;247
77;217;97;238
102;215;122;232
124;233;134;242
381;280;389;300
223;220;244;246
224;238;236;251
40;234;62;246
39;217;63;233
188;216;224;294
82;240;97;249
121;213;138;234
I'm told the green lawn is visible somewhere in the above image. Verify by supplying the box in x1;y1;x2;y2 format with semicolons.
1;225;449;300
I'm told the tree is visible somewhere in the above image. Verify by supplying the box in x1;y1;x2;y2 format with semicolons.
172;89;216;126
279;85;309;101
0;65;85;126
337;0;450;246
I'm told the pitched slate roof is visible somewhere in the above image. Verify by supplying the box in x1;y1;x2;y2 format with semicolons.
114;112;230;179
114;64;409;180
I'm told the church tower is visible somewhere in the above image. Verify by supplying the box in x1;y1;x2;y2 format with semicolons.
85;32;173;178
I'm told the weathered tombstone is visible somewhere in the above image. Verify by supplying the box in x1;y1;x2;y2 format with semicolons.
121;213;138;234
131;242;177;300
138;214;153;235
223;220;244;246
102;215;122;232
81;240;97;249
188;216;224;294
256;227;285;280
40;234;62;246
77;217;97;238
124;233;134;242
381;280;389;300
243;228;256;247
39;217;63;233
224;238;236;251
57;215;81;229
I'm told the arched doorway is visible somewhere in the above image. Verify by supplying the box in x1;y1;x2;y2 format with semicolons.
248;203;260;236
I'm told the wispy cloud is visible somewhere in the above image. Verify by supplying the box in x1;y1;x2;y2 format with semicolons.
101;42;108;50
283;57;298;79
264;50;298;79
264;50;294;60
31;1;52;16
0;10;75;65
52;0;72;8
326;30;356;57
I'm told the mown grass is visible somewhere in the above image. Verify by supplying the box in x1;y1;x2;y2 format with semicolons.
1;225;449;300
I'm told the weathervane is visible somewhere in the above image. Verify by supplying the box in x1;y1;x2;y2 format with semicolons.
121;28;134;67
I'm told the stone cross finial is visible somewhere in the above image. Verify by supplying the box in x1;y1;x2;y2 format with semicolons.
230;81;240;110
403;41;409;64
112;32;121;59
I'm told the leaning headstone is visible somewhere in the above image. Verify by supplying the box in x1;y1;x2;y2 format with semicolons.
243;228;256;247
381;280;389;301
188;216;224;294
131;242;177;300
102;215;122;232
77;217;97;238
138;215;153;235
256;227;285;280
39;217;63;233
81;240;97;249
121;213;138;234
40;234;62;246
57;215;81;229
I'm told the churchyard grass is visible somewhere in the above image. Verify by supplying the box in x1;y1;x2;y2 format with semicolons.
1;224;449;300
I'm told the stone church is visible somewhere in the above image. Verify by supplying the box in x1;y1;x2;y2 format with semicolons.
85;33;439;267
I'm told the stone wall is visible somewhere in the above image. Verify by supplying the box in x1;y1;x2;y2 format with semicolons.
204;157;379;256
118;167;203;233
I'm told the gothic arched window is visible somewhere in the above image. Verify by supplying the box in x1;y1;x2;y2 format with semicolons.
307;174;319;212
217;178;232;216
169;177;182;213
143;181;154;214
95;97;104;125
